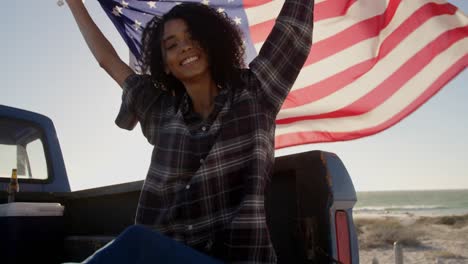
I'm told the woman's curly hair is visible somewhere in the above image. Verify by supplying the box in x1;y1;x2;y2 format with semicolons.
139;3;246;97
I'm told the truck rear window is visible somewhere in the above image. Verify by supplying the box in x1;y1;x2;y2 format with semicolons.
0;118;48;180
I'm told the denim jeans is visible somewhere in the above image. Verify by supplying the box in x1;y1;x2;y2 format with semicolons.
77;225;223;264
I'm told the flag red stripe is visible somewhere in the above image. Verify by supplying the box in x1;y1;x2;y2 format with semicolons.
277;26;467;125
243;0;272;9
275;55;468;149
281;2;458;109
303;1;457;67
251;1;455;69
248;0;362;43
382;0;401;28
283;60;373;109
314;0;358;21
250;20;275;44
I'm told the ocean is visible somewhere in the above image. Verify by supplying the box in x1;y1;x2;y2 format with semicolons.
354;189;468;216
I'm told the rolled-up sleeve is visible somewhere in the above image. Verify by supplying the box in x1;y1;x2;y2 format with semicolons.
115;74;163;131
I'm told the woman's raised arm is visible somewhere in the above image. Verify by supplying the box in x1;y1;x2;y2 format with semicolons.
249;0;314;115
66;0;134;87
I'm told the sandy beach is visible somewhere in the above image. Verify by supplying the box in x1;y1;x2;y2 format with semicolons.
354;214;468;264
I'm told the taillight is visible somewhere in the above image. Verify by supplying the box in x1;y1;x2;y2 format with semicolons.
335;210;351;264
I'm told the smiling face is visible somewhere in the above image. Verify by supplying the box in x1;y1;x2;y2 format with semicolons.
162;19;211;83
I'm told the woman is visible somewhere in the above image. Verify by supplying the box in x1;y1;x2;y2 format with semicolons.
66;0;314;263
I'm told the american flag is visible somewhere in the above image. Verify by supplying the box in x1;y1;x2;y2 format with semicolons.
98;0;468;149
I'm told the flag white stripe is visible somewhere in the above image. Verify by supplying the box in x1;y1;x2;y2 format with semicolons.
276;39;467;135
247;0;387;46
245;0;382;30
312;0;388;43
251;0;448;53
277;12;468;120
289;7;468;92
245;0;283;26
254;42;264;53
290;37;377;89
252;0;386;52
292;1;460;90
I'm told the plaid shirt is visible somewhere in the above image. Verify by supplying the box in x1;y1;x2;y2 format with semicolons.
115;0;313;262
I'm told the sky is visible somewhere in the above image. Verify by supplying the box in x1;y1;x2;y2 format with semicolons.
1;0;467;191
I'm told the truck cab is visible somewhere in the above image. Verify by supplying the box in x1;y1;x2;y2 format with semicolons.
0;104;359;263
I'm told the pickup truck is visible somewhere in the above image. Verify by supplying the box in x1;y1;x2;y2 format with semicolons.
0;104;359;264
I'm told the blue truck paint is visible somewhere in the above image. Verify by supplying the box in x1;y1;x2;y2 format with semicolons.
0;105;70;192
323;152;359;263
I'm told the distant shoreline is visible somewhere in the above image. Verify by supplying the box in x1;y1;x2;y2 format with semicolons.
355;189;468;218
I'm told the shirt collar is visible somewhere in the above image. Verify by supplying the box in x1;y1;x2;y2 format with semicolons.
181;84;228;118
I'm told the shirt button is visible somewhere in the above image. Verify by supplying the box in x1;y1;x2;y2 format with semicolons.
205;239;213;250
201;126;207;131
187;225;193;230
185;184;191;190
